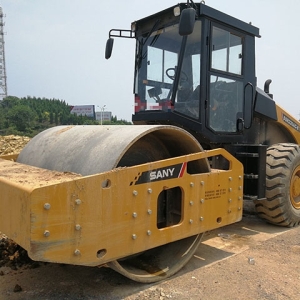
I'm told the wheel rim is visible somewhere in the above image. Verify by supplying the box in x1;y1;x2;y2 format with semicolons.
290;166;300;209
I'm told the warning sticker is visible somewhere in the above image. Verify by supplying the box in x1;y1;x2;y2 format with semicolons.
205;188;226;200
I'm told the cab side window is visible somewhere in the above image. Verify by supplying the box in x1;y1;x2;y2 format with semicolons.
211;26;243;75
208;25;244;133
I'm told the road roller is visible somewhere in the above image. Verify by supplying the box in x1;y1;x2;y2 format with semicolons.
0;125;243;282
1;1;300;282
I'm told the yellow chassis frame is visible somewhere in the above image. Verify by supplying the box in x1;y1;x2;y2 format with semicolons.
0;149;243;266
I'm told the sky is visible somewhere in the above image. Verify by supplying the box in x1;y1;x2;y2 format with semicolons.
1;0;300;121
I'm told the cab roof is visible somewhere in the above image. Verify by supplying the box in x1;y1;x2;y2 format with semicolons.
134;2;260;37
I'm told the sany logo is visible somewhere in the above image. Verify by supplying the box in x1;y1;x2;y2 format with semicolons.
150;167;175;181
133;163;186;185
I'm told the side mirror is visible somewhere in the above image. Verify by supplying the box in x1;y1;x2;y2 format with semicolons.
179;8;196;36
105;38;114;59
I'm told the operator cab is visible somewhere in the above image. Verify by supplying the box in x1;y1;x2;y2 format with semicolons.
106;2;260;145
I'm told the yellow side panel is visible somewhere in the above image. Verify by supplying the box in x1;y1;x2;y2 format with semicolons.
276;105;300;144
0;149;243;267
0;178;31;250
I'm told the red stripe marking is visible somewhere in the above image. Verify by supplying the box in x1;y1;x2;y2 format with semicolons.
179;162;187;177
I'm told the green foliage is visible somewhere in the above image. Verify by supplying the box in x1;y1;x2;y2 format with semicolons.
101;115;132;125
1;96;20;108
0;107;5;129
0;96;130;137
7;104;37;132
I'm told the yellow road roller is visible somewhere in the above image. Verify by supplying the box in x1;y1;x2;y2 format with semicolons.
1;1;300;282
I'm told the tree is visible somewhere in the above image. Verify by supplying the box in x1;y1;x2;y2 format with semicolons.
54;112;59;125
1;96;20;109
0;106;5;129
49;111;54;124
0;95;132;136
7;105;37;132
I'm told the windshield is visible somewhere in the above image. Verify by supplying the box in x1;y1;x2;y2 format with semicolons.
134;21;202;119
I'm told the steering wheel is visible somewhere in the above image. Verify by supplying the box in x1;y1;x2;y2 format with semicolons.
166;68;188;82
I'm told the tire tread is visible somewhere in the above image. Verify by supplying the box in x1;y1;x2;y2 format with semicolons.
254;143;300;227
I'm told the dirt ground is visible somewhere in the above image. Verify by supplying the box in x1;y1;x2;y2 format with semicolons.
1;214;300;300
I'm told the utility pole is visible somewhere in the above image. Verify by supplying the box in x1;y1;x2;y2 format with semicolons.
0;7;7;100
100;105;106;125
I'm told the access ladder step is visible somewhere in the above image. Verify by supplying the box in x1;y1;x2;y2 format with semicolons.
235;152;259;158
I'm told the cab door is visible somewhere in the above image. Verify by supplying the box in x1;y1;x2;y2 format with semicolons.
206;23;254;135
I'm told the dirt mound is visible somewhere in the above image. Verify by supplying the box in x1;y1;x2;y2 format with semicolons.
0;234;37;273
0;135;30;155
0;135;34;273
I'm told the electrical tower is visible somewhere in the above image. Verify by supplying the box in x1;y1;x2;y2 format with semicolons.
0;7;7;100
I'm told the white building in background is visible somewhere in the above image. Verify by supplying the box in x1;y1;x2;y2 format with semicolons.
95;111;112;122
70;105;112;122
70;105;95;118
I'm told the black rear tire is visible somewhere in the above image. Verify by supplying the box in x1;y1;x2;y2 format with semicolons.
255;143;300;227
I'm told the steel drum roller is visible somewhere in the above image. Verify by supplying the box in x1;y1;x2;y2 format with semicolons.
18;125;209;282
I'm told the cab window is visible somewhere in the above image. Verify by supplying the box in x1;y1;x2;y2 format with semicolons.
211;26;243;75
208;25;244;133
